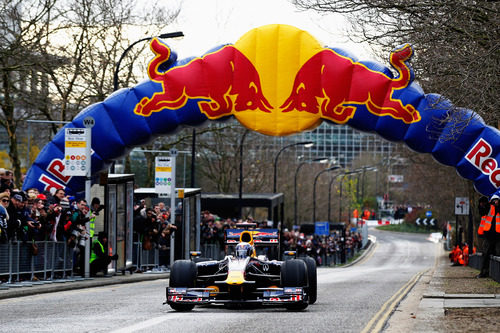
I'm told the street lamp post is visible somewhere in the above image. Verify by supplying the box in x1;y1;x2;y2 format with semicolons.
111;31;183;173
113;31;184;92
238;130;250;218
312;166;340;223
294;157;329;226
273;141;313;193
336;171;360;222
328;169;345;223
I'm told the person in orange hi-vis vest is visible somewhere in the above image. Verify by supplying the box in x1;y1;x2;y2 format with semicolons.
477;194;500;278
462;243;469;266
449;245;459;263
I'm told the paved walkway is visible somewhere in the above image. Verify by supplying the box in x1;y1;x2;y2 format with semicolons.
0;270;169;300
385;241;500;332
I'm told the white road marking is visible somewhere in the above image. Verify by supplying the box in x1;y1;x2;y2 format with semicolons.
109;313;186;333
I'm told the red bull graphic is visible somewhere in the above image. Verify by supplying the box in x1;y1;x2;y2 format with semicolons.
134;39;272;119
23;24;500;200
280;44;420;124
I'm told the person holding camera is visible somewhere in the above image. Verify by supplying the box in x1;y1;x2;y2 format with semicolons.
7;192;34;242
68;199;93;275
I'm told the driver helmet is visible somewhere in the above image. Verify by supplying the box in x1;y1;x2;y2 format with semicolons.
235;242;254;259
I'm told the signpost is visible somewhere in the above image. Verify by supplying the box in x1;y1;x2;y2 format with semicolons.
455;197;470;215
65;116;94;278
155;149;177;266
315;222;330;236
454;197;469;246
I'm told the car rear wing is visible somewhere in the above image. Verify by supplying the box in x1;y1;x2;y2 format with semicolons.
225;228;279;246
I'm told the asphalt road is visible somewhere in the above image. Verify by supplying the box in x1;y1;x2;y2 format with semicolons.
0;228;439;333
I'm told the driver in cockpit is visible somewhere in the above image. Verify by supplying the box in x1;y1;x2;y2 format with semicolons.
235;242;255;259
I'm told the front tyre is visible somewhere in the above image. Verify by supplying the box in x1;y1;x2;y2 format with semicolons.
302;257;317;304
281;259;308;310
168;260;197;311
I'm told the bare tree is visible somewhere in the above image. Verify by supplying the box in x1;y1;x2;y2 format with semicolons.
293;0;499;127
0;0;180;185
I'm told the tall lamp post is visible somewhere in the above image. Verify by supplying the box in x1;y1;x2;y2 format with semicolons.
111;31;183;173
113;31;184;92
294;157;329;226
273;141;313;193
238;130;250;218
328;168;346;222
312;166;340;223
337;171;360;222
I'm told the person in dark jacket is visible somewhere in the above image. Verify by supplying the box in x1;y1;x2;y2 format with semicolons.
90;232;118;276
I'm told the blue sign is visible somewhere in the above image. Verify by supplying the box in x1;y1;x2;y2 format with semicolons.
426;211;432;218
315;222;330;236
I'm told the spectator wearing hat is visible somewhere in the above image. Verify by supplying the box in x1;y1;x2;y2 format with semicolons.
477;194;500;278
7;192;35;242
30;196;51;241
0;192;9;243
90;232;118;277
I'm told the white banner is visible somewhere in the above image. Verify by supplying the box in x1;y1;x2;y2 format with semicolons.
155;156;173;194
64;128;90;176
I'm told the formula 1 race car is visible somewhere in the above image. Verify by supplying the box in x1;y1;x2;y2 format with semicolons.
165;224;317;311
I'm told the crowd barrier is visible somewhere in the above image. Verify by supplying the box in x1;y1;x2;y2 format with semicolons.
0;239;363;287
0;241;74;285
200;242;361;266
468;253;500;283
0;240;164;286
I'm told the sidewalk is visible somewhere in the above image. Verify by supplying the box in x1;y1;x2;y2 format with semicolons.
0;270;169;301
385;241;500;332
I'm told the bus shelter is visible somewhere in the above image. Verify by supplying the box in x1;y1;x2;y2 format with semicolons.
200;193;284;227
102;174;135;274
134;187;202;260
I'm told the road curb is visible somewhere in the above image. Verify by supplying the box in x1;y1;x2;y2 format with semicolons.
342;235;377;268
0;272;169;300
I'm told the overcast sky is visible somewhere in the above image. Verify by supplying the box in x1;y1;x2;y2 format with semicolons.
162;0;371;59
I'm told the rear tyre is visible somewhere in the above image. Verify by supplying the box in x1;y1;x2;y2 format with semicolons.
281;259;308;310
168;260;197;311
302;257;317;304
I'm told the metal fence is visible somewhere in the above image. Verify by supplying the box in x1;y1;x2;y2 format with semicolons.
0;241;75;285
200;242;361;266
468;253;500;283
0;238;363;287
0;240;164;287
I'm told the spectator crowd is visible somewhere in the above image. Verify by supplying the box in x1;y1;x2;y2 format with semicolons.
199;210;364;266
0;168;104;275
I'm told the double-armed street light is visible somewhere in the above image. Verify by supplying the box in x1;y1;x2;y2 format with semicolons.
273;141;314;194
312;165;340;223
113;31;184;92
294;157;329;226
111;31;183;173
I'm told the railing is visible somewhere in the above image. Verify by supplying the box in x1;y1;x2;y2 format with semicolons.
468;253;500;283
0;240;164;288
200;241;362;266
0;241;74;285
0;239;364;288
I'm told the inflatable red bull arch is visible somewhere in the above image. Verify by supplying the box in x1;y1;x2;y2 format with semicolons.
23;24;500;199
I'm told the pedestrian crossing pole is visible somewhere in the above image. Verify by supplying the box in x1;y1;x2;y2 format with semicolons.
83;117;94;278
169;148;177;268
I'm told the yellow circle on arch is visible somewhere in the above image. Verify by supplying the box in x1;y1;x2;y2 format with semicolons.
234;24;324;136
